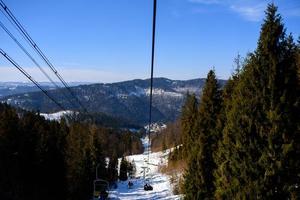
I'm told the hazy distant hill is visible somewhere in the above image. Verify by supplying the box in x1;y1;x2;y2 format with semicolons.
0;78;226;125
0;82;90;97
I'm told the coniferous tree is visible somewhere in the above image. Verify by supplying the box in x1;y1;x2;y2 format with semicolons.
184;70;222;199
162;135;167;152
127;160;137;179
297;38;300;82
107;152;118;183
213;59;242;199
214;4;300;199
0;103;142;199
119;157;128;181
0;104;22;200
181;93;198;157
0;105;67;200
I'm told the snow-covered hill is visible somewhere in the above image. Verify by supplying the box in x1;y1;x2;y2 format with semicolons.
0;82;88;97
40;110;74;121
144;122;167;133
109;137;182;200
1;78;226;125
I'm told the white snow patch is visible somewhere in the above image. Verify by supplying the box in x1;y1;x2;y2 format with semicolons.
173;86;199;94
117;94;128;99
144;123;167;133
144;88;183;98
128;86;146;97
84;95;90;101
40;110;73;121
9;87;17;90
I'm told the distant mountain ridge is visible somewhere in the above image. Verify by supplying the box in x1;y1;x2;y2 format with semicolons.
0;78;226;125
0;82;91;97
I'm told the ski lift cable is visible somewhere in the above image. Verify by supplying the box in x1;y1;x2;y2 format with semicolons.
0;20;59;88
147;0;157;180
0;48;66;111
0;20;80;111
0;0;88;114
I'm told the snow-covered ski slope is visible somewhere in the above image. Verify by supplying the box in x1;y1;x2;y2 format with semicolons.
109;137;182;200
40;110;73;121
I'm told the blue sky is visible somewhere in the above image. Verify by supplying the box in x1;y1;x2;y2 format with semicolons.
0;0;299;83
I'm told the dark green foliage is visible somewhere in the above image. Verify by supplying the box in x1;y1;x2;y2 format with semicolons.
67;112;142;129
1;78;227;125
181;93;198;157
107;152;119;183
0;103;144;200
181;4;299;199
119;157;137;181
64;123;98;200
168;146;183;162
297;39;300;83
184;70;222;199
214;4;300;199
119;157;129;181
0;103;67;200
151;120;181;152
213;56;242;199
127;160;137;179
162;135;167;152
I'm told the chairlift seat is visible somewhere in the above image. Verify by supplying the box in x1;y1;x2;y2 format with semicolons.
94;179;109;199
144;183;153;191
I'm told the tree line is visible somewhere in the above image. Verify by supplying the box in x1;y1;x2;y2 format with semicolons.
0;103;143;200
181;4;300;199
151;120;182;152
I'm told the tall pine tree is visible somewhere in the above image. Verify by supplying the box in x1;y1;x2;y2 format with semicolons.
213;58;241;199
119;157;128;181
184;70;222;199
181;93;198;157
214;4;300;199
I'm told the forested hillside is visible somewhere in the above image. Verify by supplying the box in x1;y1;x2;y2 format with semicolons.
1;1;299;199
151;120;181;152
174;4;300;199
0;103;143;200
1;78;226;125
0;82;87;98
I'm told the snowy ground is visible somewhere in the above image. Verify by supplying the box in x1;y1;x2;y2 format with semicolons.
109;137;182;200
40;110;73;121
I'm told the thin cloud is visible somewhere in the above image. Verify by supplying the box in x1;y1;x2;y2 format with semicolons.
281;4;300;17
230;4;266;22
288;8;300;17
188;0;266;21
188;0;222;5
187;0;300;22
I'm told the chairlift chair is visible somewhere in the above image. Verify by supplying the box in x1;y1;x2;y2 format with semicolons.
143;179;153;191
144;183;153;191
93;179;109;200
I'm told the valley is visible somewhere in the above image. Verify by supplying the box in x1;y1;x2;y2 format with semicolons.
0;78;226;125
